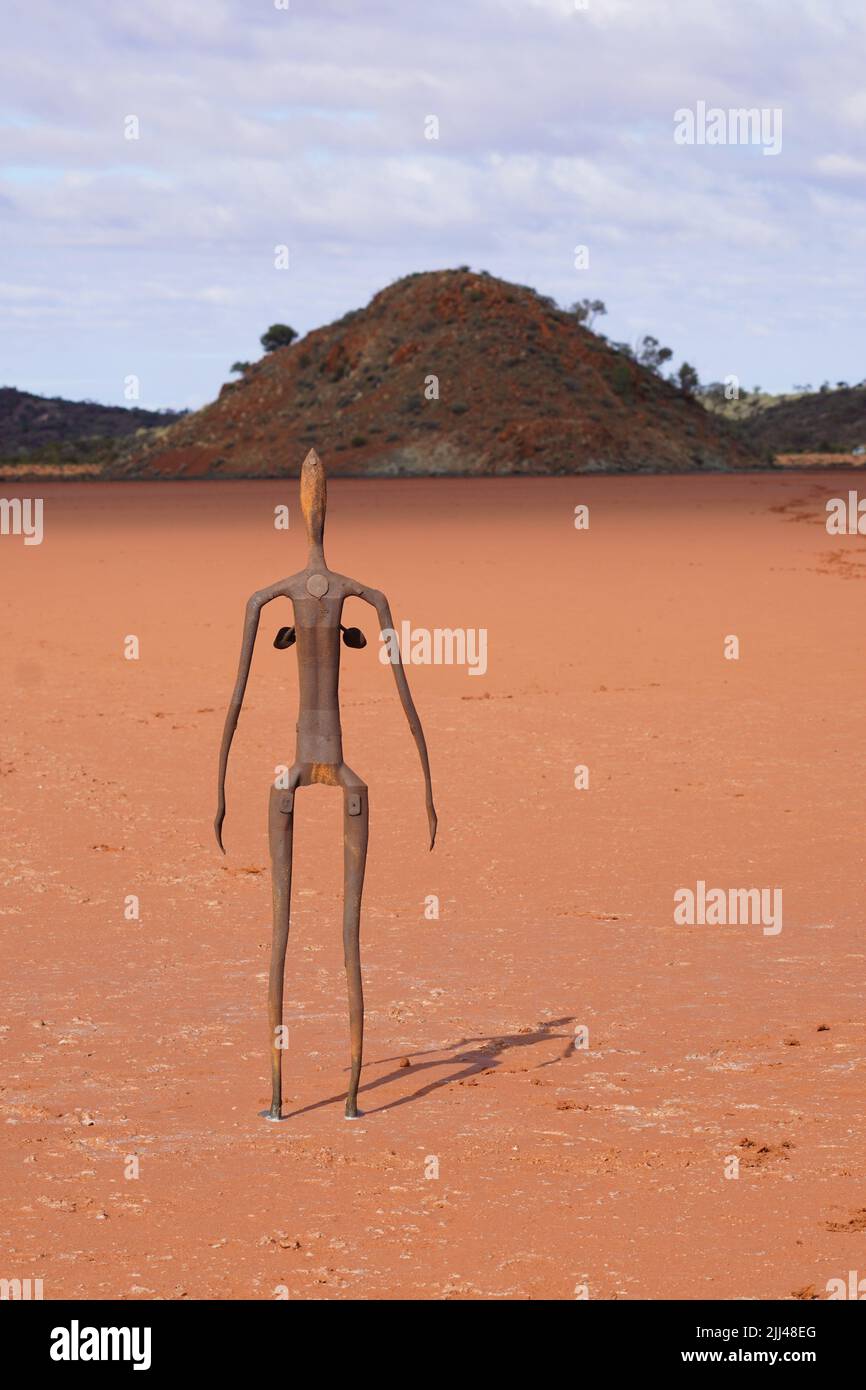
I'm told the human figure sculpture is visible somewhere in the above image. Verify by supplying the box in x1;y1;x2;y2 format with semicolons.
215;449;437;1119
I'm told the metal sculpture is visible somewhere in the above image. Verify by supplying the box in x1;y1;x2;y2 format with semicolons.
215;449;437;1119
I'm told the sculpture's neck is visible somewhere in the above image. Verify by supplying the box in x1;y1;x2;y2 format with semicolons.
307;542;326;570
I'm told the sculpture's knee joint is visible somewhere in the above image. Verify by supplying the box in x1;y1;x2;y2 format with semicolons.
346;791;365;817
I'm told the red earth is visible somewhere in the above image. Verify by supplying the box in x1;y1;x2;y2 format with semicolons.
1;472;864;1300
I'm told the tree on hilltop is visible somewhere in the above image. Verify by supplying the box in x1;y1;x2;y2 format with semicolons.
260;324;298;353
570;298;607;330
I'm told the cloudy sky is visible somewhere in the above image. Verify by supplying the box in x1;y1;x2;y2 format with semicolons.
1;0;863;409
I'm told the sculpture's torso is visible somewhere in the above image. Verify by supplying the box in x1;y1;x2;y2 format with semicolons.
294;586;343;767
285;567;363;783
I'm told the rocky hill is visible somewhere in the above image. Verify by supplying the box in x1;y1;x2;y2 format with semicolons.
115;269;767;478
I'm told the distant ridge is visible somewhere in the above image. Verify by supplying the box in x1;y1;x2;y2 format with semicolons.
0;386;183;466
747;385;866;455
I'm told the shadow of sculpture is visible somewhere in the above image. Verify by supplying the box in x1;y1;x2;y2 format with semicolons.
282;1015;576;1120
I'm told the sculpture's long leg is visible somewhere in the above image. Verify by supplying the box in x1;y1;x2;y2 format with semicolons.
267;778;298;1120
341;774;368;1118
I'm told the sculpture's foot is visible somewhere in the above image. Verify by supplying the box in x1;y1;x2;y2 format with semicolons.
260;1106;287;1123
344;1103;362;1120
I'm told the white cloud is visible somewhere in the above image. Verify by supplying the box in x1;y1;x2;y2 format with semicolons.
814;153;866;180
0;0;863;404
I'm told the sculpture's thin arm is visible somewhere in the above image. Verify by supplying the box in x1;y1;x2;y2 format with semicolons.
215;588;277;852
359;586;437;850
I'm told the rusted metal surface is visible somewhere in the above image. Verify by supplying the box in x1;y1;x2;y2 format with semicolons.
215;449;437;1119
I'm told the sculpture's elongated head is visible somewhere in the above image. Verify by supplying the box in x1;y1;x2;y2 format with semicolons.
300;447;326;557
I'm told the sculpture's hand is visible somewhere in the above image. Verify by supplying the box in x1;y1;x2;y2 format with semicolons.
427;798;438;851
214;796;226;854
